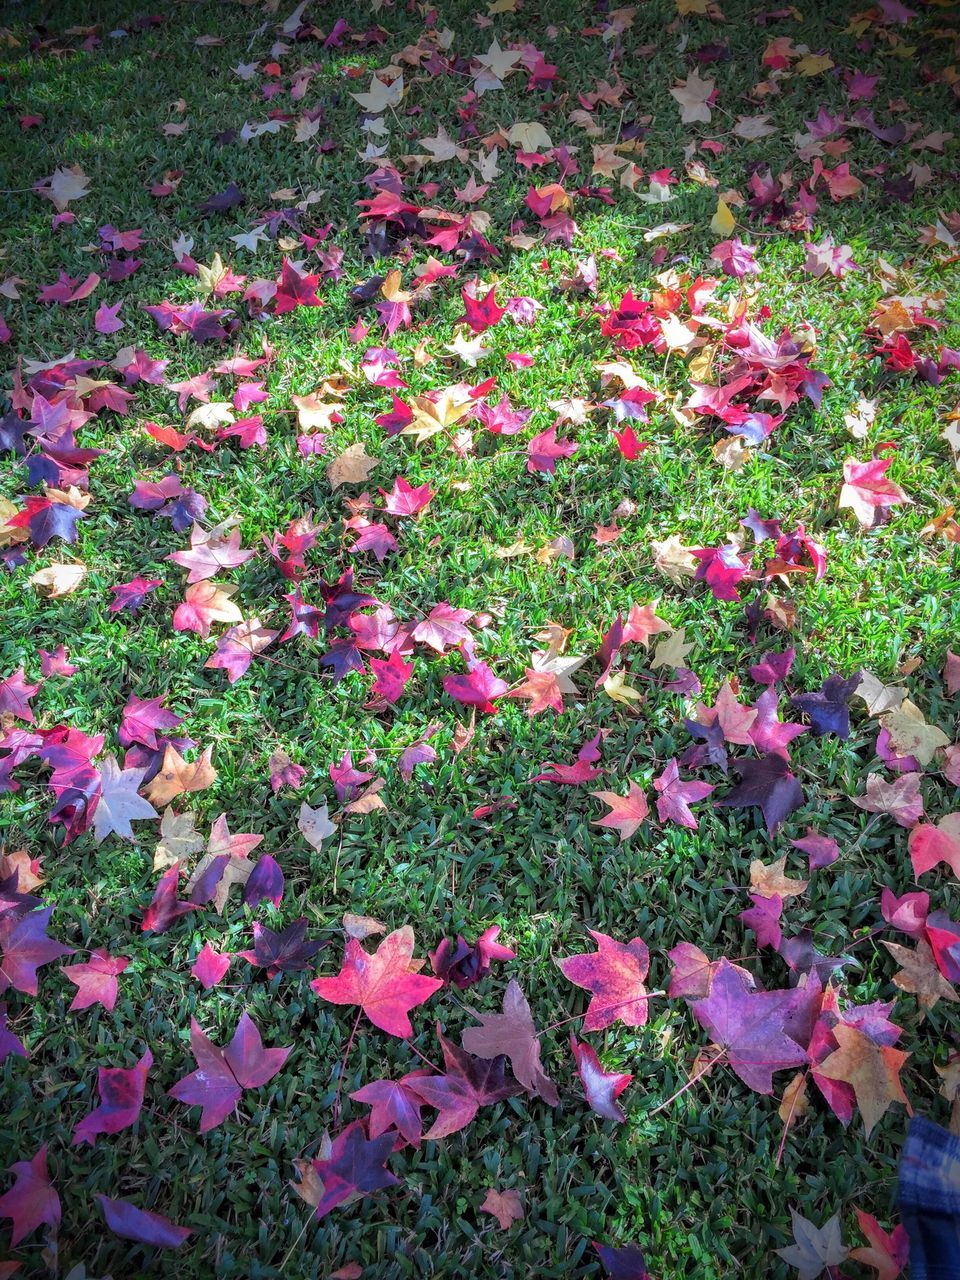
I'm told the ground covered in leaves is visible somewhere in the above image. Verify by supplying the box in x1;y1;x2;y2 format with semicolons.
1;0;960;1277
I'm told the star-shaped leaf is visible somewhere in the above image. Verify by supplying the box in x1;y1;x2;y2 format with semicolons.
556;930;651;1031
817;1023;910;1136
311;926;442;1038
168;1011;290;1132
461;978;559;1104
691;959;808;1094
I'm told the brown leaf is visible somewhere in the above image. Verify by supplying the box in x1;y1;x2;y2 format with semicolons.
343;913;386;941
342;778;387;816
749;856;808;900
144;745;216;808
462;979;559;1105
326;443;378;489
480;1187;524;1230
883;939;960;1011
817;1024;910;1137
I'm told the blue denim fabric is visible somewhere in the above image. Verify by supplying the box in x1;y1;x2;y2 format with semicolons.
897;1116;960;1280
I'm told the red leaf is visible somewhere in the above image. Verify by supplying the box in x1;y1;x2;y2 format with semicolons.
311;926;443;1038
168;1011;290;1131
191;942;232;989
443;659;507;714
691;958;808;1094
570;1035;632;1122
139;863;199;934
73;1048;152;1146
62;948;129;1012
557;930;651;1031
0;1145;60;1246
310;1121;399;1218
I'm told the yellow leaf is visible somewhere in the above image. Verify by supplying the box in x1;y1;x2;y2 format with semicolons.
710;197;736;236
603;671;644;704
796;53;833;75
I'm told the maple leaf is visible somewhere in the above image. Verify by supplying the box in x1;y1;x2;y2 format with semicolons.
653;758;715;829
590;783;649;842
0;906;74;995
480;1187;524;1230
239;918;325;977
143;744;216;808
0;1145;60;1246
817;1023;909;1136
349;1071;430;1145
206;618;279;683
741;893;784;949
34;164;90;210
750;856;808;900
849;1209;909;1280
169;1011;290;1132
0;667;40;723
790;828;840;871
509;668;564;716
691;959;808;1094
187;850;255;915
298;800;335;850
853;772;923;827
108;575;161;613
461;286;505;333
776;1209;848;1280
73;1048;152;1146
429;926;515;989
140;863;199;934
369;651;413;704
311;926;442;1038
840;454;911;528
443;658;507;713
790;672;860;739
909;813;960;879
97;1195;191;1249
327;444;378;489
62;948;129;1012
462;978;559;1105
92;755;158;843
570;1035;632;1122
883;939;960;1010
192;942;232;989
119;694;183;751
527;426;578;475
671;68;715;123
153;808;203;871
310;1121;399;1219
717;753;805;835
557;930;651;1031
881;699;950;766
381;475;434;517
691;543;751;602
412;604;473;652
407;1029;520;1139
173;581;243;638
273;258;321;314
595;1242;651;1280
166;523;255;582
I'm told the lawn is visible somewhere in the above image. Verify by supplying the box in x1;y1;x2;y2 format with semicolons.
1;0;959;1276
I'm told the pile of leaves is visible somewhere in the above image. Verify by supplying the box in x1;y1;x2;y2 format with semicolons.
1;0;960;1277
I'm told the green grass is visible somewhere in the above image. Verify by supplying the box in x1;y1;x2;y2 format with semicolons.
1;0;959;1276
